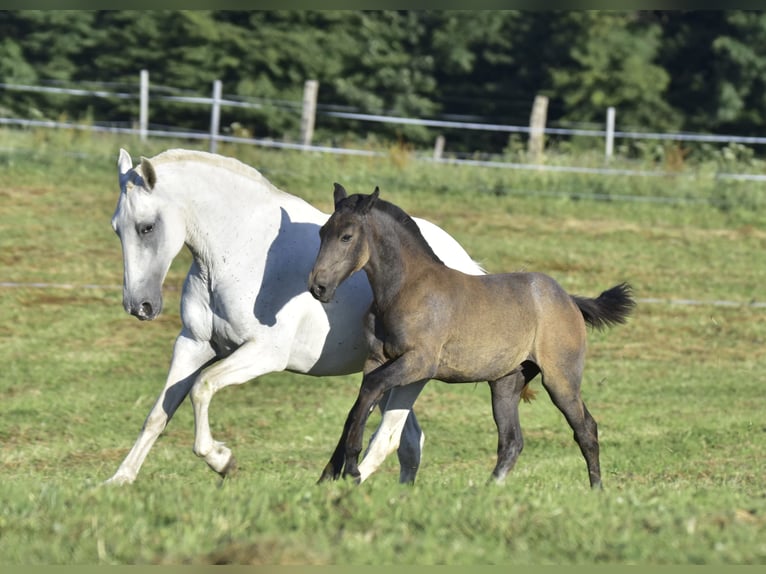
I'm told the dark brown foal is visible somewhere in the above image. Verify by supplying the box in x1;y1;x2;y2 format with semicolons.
309;184;634;488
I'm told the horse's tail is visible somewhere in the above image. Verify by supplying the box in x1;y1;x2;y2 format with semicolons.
571;282;635;331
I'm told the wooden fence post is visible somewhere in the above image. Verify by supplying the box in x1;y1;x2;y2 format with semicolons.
139;69;149;142
605;106;615;161
209;79;222;154
433;135;445;160
301;80;319;148
528;94;548;162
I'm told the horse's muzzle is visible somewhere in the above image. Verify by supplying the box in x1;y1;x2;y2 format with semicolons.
127;299;161;321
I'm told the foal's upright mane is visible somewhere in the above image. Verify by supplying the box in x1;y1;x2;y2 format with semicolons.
370;198;444;266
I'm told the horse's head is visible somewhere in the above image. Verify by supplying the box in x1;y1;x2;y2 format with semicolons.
308;183;379;303
112;149;186;320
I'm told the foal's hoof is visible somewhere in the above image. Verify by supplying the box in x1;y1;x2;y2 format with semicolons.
317;463;340;484
342;469;362;484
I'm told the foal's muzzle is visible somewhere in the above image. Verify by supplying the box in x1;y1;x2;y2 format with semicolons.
309;282;334;303
309;283;325;300
308;272;333;303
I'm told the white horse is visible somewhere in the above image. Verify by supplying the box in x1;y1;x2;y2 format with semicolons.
106;148;484;485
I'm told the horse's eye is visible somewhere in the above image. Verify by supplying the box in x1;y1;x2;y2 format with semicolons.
340;234;352;243
139;224;155;235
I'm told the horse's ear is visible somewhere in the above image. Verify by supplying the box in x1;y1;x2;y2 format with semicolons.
359;186;380;214
118;148;133;176
333;183;347;209
139;156;157;191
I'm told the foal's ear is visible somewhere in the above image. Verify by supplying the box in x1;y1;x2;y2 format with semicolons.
139;156;157;191
333;182;347;209
359;186;380;214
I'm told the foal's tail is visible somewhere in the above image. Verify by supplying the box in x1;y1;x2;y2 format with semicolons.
572;282;636;330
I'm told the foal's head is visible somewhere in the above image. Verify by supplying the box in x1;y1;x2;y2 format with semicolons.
308;183;378;303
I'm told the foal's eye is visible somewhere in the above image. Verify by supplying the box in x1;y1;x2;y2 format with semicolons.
340;234;352;243
139;224;155;235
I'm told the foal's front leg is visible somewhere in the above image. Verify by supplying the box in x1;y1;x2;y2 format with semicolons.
361;381;428;484
342;353;432;482
318;394;362;483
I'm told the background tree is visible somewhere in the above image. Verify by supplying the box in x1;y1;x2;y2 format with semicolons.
2;10;765;154
547;12;678;130
656;11;766;135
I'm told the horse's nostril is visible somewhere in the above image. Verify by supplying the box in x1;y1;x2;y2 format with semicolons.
140;301;153;316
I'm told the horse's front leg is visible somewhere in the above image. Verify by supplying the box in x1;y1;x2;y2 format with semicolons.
189;339;289;477
104;333;216;485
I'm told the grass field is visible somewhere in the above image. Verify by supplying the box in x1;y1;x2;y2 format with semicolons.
1;128;764;564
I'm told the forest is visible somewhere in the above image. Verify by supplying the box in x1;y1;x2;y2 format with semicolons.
2;10;766;152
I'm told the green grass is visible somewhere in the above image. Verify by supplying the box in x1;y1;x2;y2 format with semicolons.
1;127;764;564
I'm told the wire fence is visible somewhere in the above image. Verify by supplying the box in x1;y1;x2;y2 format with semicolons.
4;76;766;181
3;78;764;309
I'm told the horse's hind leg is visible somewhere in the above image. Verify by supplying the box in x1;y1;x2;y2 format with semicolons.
540;364;602;489
396;407;425;484
361;381;427;484
488;363;538;483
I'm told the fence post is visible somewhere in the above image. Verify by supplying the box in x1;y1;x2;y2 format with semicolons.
300;80;319;149
528;94;548;162
433;135;445;160
605;106;615;161
139;69;149;141
209;79;222;154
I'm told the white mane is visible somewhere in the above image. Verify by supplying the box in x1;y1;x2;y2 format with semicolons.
143;149;282;193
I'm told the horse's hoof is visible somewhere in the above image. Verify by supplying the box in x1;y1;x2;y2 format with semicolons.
101;475;132;487
219;455;238;478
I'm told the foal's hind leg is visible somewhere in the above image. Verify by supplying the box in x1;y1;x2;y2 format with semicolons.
540;365;602;489
488;363;539;483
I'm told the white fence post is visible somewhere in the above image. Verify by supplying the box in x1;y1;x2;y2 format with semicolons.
605;106;615;161
300;80;319;149
209;79;222;154
139;69;149;141
528;94;548;161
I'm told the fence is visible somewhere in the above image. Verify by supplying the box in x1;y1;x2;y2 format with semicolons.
3;70;766;182
3;73;765;309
